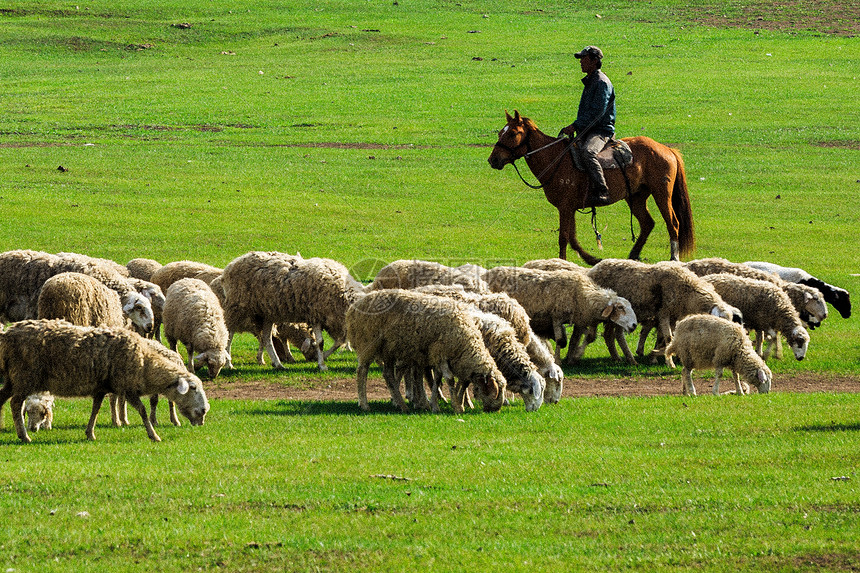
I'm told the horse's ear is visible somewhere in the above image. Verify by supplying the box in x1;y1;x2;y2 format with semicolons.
505;109;513;122
513;110;521;122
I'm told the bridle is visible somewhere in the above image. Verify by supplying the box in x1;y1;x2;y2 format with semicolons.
492;127;572;190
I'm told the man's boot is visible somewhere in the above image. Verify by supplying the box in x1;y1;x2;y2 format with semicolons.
587;173;611;206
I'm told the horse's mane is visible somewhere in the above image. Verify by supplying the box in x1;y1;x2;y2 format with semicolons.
519;116;540;133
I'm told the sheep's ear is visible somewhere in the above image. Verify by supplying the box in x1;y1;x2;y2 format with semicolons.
301;338;312;353
175;378;190;395
709;306;721;317
804;292;814;303
757;369;768;384
600;304;614;319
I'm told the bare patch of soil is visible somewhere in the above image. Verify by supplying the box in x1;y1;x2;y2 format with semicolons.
206;372;859;402
677;1;859;37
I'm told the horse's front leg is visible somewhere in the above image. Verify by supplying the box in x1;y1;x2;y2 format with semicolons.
559;205;601;266
626;194;655;261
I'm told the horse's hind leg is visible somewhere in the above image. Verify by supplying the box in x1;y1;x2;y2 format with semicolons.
627;194;655;261
559;207;601;266
651;178;682;261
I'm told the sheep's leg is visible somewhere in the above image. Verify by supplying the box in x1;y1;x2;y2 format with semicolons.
149;395;160;426
711;367;723;395
732;371;745;395
168;401;180;426
10;395;30;443
126;394;161;442
754;330;765;356
356;361;371;412
655;318;674;368
109;394;124;427
451;381;469;414
773;334;784;360
681;368;696;396
262;322;285;370
186;344;197;374
428;368;443;413
636;323;653;357
86;392;108;441
312;325;328;371
406;367;431;412
225;331;236;369
614;327;638;365
0;383;14;430
382;361;409;413
322;338;346;360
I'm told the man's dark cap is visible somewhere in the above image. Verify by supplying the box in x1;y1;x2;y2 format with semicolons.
574;46;603;60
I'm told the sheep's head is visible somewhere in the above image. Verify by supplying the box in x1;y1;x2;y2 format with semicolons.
168;374;210;426
787;326;810;361
25;394;54;432
471;370;506;412
193;349;229;379
752;365;772;394
602;296;637;333
802;290;828;327
520;371;545;412
123;292;154;333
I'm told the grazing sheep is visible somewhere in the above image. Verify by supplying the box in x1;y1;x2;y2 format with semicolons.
484;266;638;364
522;258;587;273
24;392;54;432
126;258;163;281
37;272;127;329
56;252;130;278
150;260;223;293
346;289;506;414
701;274;809;361
208;275;317;368
665;314;772;396
413;284;564;403
0;250;154;334
370;259;490;293
221;252;366;371
780;282;828;330
0;319;209;443
162;278;229;379
685;257;781;283
744;261;851;319
587;259;737;367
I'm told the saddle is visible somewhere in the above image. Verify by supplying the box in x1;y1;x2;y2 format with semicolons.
571;138;633;171
596;138;633;170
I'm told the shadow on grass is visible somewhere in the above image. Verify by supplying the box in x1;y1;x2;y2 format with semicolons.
244;400;463;417
794;422;860;432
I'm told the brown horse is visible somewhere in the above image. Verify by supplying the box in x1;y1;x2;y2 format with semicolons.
488;110;695;265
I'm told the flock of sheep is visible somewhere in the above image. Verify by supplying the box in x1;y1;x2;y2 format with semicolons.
0;248;852;443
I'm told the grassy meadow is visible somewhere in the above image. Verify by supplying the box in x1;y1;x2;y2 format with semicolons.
0;0;859;570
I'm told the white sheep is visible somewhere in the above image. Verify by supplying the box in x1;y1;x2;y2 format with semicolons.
0;250;154;334
126;257;163;281
208;275;318;368
126;277;166;339
220;252;366;371
665;314;772;396
150;260;224;294
413;284;564;403
370;259;490;293
162;278;230;379
0;319;209;442
685;257;781;283
346;289;506;414
24;392;54;432
37;272;128;329
484;266;638;365
701;273;809;361
744;261;851;319
522;258;587;273
587;259;737;367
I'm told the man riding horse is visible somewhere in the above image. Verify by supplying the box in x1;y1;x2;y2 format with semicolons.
559;45;615;207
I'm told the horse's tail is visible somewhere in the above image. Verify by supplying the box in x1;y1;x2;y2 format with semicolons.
670;148;695;258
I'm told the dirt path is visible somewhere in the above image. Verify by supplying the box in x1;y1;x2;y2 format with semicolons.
206;372;859;402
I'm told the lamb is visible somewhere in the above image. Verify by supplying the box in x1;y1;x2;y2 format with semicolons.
413;284;564;403
150;260;224;293
744;261;851;319
127;277;166;339
484;266;638;365
0;250;154;334
664;314;772;396
220;252;366;371
0;319;209;443
587;259;738;367
126;258;163;281
701;274;809;361
162;278;230;379
370;259;490;293
24;392;54;432
346;289;506;414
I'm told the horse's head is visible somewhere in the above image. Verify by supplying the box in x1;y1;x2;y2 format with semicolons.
488;110;531;170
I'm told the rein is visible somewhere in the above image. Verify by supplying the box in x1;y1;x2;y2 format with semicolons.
500;136;571;191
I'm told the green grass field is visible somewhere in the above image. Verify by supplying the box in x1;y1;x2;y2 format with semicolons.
1;0;858;570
